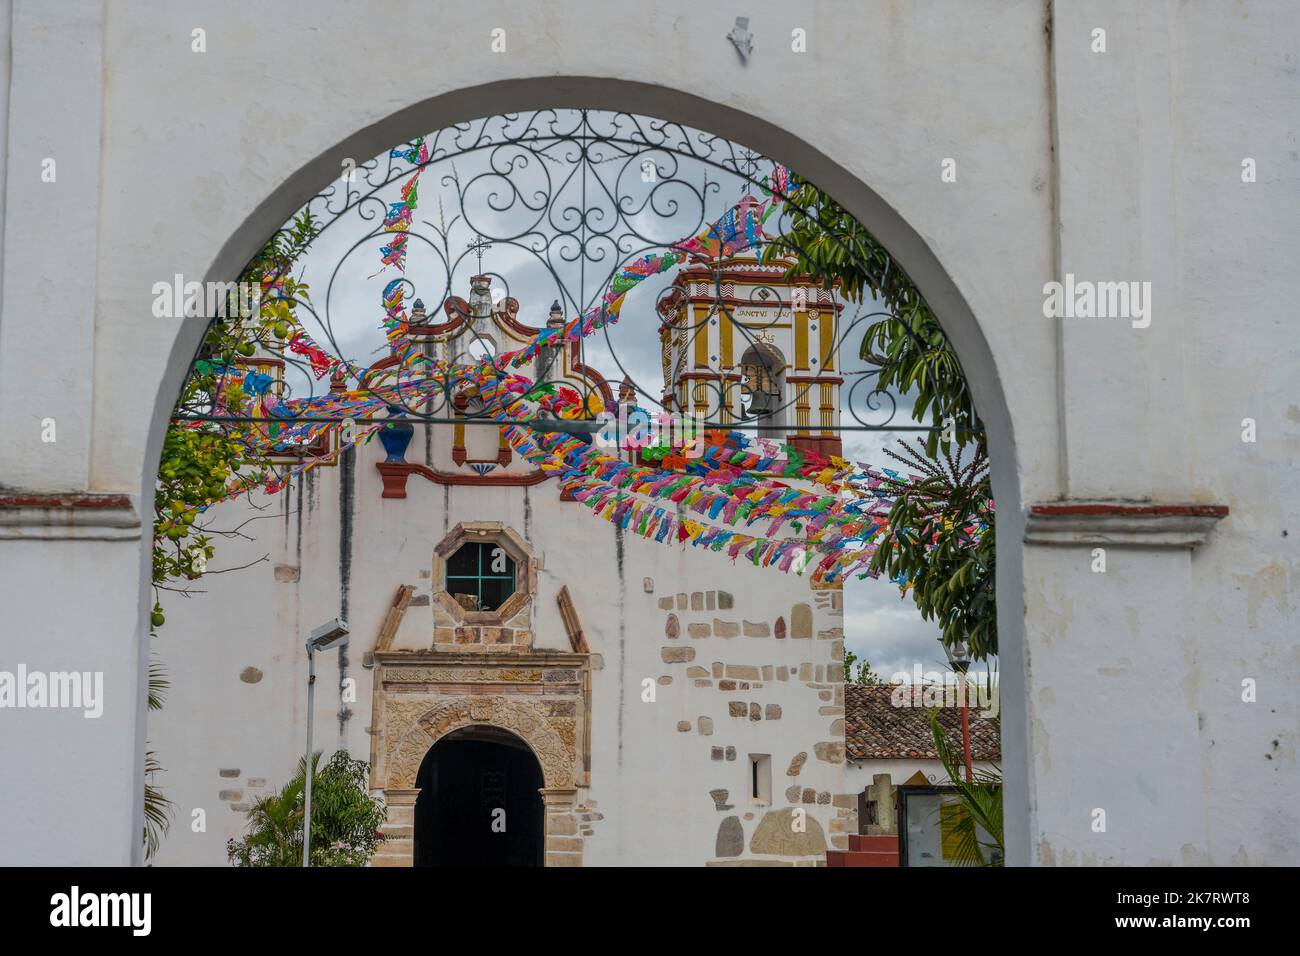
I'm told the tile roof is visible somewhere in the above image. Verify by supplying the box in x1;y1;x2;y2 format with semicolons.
844;684;1001;761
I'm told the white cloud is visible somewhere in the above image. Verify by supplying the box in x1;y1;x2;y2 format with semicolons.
843;575;950;679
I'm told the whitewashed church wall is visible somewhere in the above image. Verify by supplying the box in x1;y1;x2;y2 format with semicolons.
149;427;849;865
3;0;1295;866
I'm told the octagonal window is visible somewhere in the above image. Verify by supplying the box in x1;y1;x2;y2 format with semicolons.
446;541;516;612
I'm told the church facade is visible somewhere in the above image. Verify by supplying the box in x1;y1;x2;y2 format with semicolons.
150;260;866;867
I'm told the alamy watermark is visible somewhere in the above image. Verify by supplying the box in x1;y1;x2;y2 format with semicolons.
594;407;706;457
50;886;150;935
151;274;263;319
887;664;999;718
0;665;103;718
1043;273;1151;329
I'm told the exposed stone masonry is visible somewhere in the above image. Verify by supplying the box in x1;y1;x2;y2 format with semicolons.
645;580;855;862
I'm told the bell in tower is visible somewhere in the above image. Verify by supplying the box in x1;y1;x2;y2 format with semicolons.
739;341;784;420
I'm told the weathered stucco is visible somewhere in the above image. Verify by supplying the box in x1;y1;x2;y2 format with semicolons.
0;0;1296;865
144;448;853;866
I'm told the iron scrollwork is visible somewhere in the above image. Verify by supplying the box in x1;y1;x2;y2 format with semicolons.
174;109;978;446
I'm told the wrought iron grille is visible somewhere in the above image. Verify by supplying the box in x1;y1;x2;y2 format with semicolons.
173;109;980;446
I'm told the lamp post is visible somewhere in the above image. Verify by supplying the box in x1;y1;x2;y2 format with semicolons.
944;639;973;784
303;618;349;867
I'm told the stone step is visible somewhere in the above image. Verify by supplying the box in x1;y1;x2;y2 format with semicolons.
826;849;899;868
848;833;899;853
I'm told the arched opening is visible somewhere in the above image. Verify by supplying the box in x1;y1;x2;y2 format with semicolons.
138;83;1025;867
738;341;787;434
413;726;544;868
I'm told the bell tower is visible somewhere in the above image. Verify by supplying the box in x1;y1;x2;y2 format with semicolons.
658;251;843;458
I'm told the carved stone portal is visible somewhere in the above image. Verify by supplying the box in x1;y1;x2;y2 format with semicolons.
370;652;588;868
386;695;573;790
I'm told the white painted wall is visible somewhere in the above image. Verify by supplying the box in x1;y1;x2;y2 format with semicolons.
846;758;999;793
148;431;847;866
0;0;1295;865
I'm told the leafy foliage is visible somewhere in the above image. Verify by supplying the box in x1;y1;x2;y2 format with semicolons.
142;660;173;859
927;710;1003;866
226;751;386;868
764;182;996;658
761;181;979;457
152;209;319;622
144;211;319;860
842;649;883;685
870;439;996;660
142;749;172;861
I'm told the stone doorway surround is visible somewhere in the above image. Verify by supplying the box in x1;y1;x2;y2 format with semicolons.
368;651;590;867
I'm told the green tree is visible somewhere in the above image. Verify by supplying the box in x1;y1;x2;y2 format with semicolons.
227;751;387;868
141;660;173;859
145;210;319;859
763;182;996;658
762;181;979;455
152;209;319;624
842;649;883;686
869;439;995;660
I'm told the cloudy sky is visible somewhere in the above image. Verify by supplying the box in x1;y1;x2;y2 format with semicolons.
279;110;966;682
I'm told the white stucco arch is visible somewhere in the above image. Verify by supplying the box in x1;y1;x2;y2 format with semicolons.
2;1;1294;867
160;75;1030;859
140;72;1029;854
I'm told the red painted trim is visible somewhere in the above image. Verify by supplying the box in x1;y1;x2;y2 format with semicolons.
239;356;285;369
494;299;537;338
677;294;846;317
360;354;402;386
1030;503;1229;518
367;304;612;412
568;341;615;409
677;371;744;382
0;494;133;510
434;294;539;339
376;462;549;498
438;296;471;336
450;447;512;468
423;316;464;336
785;375;844;385
674;261;839;286
670;264;845;311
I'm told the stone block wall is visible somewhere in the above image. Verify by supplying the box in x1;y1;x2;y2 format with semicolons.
641;577;857;865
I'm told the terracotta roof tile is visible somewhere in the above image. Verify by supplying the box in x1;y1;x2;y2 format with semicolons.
844;684;1001;761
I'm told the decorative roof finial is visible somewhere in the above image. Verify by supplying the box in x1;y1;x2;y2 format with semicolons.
547;300;564;328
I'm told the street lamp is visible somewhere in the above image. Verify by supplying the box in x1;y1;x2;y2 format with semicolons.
303;617;349;867
943;638;974;784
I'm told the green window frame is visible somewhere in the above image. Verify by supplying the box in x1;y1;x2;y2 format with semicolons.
445;542;516;612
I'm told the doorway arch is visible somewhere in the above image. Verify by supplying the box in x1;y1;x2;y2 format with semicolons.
146;77;1025;864
413;726;544;867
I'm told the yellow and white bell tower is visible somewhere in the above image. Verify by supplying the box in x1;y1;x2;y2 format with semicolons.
658;251;844;458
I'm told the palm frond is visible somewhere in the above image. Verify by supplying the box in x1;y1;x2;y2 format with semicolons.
927;710;1004;866
142;748;174;861
147;659;169;712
